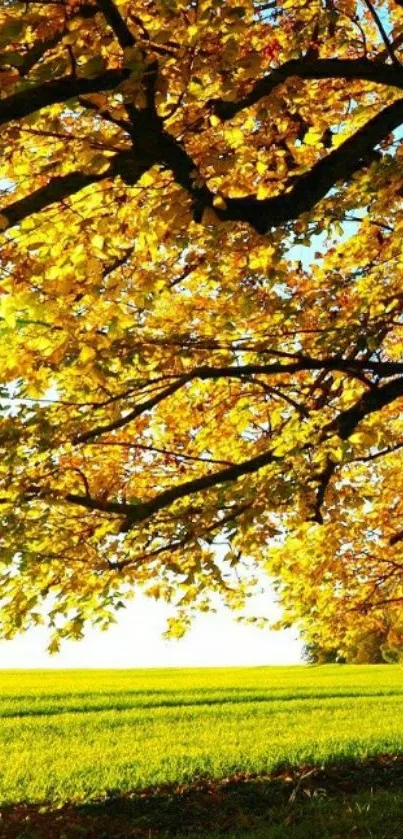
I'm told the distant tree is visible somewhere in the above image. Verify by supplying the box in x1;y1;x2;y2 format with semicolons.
302;626;403;665
380;628;403;664
302;642;343;665
344;630;386;664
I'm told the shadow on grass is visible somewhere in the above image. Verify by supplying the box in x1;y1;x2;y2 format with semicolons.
4;688;403;720
2;756;403;839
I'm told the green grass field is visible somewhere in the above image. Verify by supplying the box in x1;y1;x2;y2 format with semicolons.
1;665;403;837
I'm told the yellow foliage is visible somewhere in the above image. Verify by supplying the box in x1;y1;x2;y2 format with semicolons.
0;0;402;648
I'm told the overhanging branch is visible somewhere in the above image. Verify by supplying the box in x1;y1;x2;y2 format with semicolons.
64;446;278;528
73;356;403;442
67;375;403;528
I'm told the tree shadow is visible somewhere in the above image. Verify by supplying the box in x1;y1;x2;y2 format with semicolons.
2;755;403;839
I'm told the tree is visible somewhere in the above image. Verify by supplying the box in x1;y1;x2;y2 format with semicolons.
350;630;389;664
1;0;403;650
302;631;391;665
303;622;403;663
302;642;342;665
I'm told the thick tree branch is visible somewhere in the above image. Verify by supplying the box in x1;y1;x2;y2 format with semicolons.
218;97;403;233
311;461;337;524
29;371;403;531
146;92;403;233
0;152;152;228
390;529;403;545
1;172;108;228
18;34;67;77
0;70;129;128
96;0;135;49
95;0;159;112
330;377;403;440
211;58;403;121
3;64;403;238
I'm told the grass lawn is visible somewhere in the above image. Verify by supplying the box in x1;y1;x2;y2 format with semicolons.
1;665;403;836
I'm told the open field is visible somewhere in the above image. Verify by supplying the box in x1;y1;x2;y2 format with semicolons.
1;665;403;804
1;665;403;836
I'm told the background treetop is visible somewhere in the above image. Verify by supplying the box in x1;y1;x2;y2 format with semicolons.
1;0;403;651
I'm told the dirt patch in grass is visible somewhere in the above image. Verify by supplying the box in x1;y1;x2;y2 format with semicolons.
1;755;403;839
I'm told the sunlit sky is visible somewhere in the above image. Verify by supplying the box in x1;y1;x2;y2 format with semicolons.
0;590;303;669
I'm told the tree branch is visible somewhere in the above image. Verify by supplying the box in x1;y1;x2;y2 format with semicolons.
311;379;403;520
311;461;337;524
218;97;403;233
144;90;403;233
0;152;152;228
72;356;403;443
15;5;98;77
18;34;68;77
389;529;403;545
0;70;129;128
330;377;403;440
211;58;403;121
96;0;135;49
1;172;108;229
73;377;189;444
116;502;251;567
3;63;403;238
64;446;277;528
82;440;234;467
362;0;400;66
31;373;403;530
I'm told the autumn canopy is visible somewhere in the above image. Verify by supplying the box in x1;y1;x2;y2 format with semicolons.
1;0;403;652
